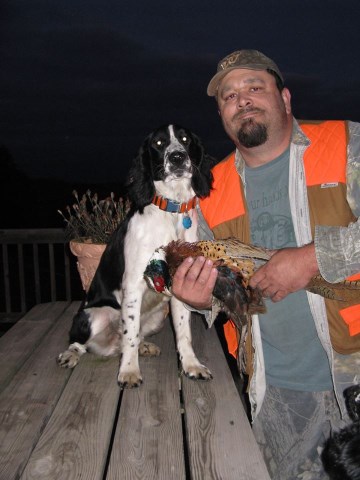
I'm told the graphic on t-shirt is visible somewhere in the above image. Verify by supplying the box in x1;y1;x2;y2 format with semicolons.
251;212;295;249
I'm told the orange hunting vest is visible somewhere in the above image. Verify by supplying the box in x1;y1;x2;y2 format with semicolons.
200;121;360;358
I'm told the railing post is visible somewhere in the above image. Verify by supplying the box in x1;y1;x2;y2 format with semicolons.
2;245;11;313
33;244;41;304
0;228;76;316
17;244;26;313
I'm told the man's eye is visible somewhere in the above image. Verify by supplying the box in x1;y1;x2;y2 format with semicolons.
225;93;236;101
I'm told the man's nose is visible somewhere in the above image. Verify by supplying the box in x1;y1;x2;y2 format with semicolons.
236;92;252;109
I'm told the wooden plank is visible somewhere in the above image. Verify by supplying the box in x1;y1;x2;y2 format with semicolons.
0;302;79;480
21;355;121;480
0;302;72;390
182;315;271;480
107;321;186;480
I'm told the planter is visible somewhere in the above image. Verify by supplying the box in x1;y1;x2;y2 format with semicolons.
70;240;106;292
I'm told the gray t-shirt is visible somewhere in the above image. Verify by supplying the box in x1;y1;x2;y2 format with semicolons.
245;148;332;391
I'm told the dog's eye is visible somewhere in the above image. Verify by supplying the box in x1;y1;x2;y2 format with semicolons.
180;136;189;144
155;139;164;147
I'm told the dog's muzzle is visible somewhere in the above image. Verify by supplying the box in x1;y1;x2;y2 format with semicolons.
169;151;186;165
165;150;192;178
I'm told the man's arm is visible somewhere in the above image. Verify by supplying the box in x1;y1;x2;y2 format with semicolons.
314;121;360;283
315;220;360;283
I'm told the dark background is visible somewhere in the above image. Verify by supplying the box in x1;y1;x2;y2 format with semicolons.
1;0;360;228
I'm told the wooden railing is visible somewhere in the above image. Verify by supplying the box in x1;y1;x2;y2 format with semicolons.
0;229;82;324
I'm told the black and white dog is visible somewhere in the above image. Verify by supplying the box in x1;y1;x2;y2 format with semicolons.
58;124;214;387
321;385;360;479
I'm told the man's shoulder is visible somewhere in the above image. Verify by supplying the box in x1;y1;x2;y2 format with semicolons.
212;151;236;173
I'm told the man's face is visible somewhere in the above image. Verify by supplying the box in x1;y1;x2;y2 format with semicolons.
216;69;291;149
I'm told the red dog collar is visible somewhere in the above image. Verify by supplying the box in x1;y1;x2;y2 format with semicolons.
152;195;197;213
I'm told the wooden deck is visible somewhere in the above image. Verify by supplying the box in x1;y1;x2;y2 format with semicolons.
0;301;270;480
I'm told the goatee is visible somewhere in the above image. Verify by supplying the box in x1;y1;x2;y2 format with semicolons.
237;119;268;148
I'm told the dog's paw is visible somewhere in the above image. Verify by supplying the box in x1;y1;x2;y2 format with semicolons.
139;341;161;357
117;370;143;389
57;350;80;369
183;363;213;381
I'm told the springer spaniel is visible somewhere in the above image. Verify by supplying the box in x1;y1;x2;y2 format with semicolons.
58;124;214;387
321;384;360;479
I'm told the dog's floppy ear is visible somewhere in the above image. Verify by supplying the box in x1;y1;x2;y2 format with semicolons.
126;136;156;213
190;132;215;199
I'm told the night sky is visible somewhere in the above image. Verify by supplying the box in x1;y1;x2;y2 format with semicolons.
1;0;360;185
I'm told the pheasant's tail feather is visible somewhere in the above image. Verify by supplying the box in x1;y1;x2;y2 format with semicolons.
307;275;360;302
236;322;249;377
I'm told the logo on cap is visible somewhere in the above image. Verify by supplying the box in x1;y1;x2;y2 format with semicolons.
220;53;242;71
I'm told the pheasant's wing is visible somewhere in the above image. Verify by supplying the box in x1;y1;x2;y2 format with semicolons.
196;237;270;261
196;238;270;281
212;265;266;329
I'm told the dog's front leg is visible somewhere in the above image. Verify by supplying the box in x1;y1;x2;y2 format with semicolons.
170;297;212;380
117;288;143;388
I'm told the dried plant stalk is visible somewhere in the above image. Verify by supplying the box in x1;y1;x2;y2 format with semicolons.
58;190;130;243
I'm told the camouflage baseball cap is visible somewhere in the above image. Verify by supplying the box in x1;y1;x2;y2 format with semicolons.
207;49;284;96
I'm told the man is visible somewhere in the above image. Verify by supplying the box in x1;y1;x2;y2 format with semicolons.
172;49;360;479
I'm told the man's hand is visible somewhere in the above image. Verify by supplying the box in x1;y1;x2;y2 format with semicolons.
171;256;218;309
250;243;319;302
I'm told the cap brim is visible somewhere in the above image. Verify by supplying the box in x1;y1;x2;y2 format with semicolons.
207;68;238;96
207;64;283;97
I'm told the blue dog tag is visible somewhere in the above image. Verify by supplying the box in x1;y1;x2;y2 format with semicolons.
182;216;192;229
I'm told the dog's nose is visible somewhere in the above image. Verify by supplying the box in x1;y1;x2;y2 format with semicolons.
169;151;186;165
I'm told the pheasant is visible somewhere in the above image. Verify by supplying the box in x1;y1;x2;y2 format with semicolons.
144;237;360;332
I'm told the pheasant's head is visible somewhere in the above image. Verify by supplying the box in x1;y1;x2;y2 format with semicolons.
144;249;172;296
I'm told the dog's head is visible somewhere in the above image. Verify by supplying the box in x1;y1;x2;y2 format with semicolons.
126;124;215;212
321;385;360;480
344;384;360;423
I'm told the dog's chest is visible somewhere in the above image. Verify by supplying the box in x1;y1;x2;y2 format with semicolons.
141;204;198;242
171;209;198;242
124;207;198;267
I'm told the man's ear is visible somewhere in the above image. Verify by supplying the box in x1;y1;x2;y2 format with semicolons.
282;88;292;115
